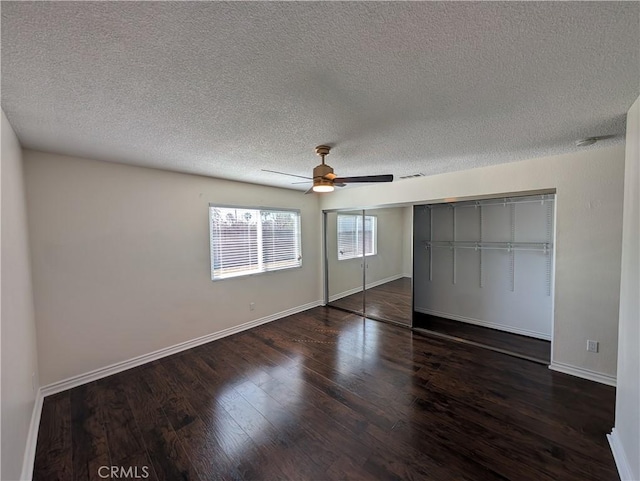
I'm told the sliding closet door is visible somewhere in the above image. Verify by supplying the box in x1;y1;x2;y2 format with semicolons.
326;210;365;315
363;207;413;325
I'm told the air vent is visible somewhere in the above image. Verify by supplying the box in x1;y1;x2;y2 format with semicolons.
399;173;425;180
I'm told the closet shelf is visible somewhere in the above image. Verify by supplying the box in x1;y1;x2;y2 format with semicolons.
423;193;555;210
423;241;553;253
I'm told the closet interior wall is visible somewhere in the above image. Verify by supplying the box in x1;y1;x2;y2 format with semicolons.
413;194;555;340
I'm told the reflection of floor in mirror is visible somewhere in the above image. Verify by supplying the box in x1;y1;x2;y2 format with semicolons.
329;277;412;325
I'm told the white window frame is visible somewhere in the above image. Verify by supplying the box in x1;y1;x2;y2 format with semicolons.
337;214;377;261
209;205;302;280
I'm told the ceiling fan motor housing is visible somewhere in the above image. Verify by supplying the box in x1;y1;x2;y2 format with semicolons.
313;163;334;181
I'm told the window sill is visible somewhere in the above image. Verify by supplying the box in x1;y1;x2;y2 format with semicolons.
211;264;303;281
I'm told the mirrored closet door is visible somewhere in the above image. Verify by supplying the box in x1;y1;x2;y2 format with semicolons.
325;206;413;326
362;207;413;326
326;210;365;316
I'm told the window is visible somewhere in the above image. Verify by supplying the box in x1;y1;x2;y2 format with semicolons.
209;206;302;280
337;214;377;260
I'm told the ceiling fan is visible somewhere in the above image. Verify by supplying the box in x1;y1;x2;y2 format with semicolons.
263;145;393;193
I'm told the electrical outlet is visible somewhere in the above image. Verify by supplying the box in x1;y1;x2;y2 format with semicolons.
249;302;255;311
587;340;599;353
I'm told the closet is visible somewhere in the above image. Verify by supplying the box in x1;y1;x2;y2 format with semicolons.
413;193;555;350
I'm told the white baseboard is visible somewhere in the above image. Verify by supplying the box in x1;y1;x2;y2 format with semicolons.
329;274;405;302
20;388;44;481
549;361;616;387
414;307;551;341
607;428;636;480
41;300;323;397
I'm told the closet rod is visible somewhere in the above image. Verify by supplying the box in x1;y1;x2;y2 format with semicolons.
424;241;553;252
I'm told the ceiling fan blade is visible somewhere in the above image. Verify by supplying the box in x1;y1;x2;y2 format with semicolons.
291;181;312;184
333;175;394;183
262;169;312;180
304;187;315;194
335;183;346;187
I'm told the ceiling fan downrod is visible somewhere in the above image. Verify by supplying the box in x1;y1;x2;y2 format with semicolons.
315;145;331;165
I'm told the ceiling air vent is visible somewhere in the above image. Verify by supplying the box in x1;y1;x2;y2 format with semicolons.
399;173;425;180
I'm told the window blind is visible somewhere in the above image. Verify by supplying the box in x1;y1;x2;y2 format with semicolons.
210;206;302;280
337;214;376;260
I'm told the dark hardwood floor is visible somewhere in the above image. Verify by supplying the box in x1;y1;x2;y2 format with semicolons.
34;307;617;481
329;277;412;325
414;312;552;364
331;278;550;363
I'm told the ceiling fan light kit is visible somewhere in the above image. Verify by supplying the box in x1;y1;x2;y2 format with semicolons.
312;183;335;193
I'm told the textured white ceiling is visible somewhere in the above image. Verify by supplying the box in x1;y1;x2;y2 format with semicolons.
2;2;638;190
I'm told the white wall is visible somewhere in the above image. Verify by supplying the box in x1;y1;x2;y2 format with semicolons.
23;150;322;386
610;96;639;480
1;111;39;481
321;145;625;379
327;207;406;300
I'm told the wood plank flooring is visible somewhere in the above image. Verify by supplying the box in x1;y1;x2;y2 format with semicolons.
34;307;617;481
331;278;550;363
329;277;412;325
414;312;552;363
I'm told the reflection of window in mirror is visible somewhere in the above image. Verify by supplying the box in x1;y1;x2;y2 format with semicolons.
337;214;377;260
